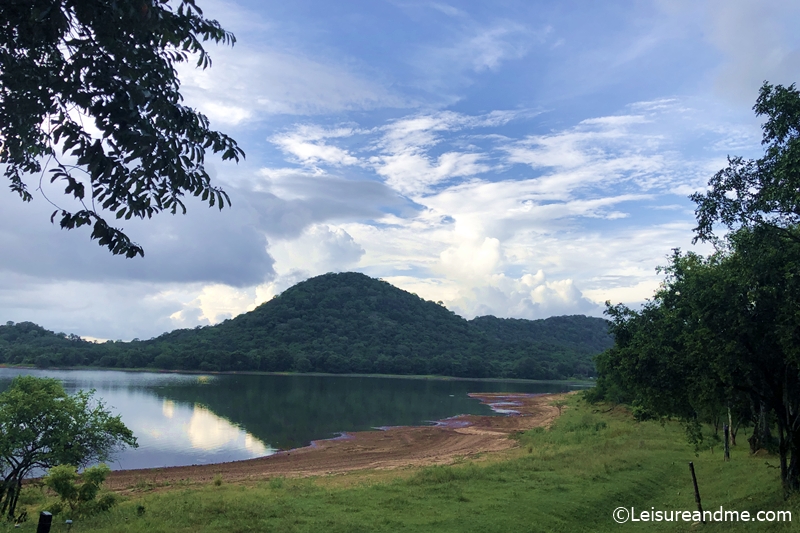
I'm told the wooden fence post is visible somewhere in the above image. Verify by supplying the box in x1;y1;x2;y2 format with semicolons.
724;424;730;461
689;462;705;524
36;511;52;533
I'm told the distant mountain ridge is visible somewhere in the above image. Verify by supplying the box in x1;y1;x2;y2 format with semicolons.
0;272;612;379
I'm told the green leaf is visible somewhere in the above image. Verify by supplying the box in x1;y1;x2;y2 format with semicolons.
0;0;244;257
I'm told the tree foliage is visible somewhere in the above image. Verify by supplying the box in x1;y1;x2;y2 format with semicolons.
595;229;800;493
0;376;136;519
692;83;800;243
595;82;800;495
0;0;244;257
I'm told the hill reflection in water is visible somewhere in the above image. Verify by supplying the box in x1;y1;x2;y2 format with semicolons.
0;368;583;470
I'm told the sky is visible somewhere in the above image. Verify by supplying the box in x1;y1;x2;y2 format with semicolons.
2;0;799;341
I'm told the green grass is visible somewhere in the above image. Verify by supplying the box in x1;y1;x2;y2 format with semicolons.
5;397;797;532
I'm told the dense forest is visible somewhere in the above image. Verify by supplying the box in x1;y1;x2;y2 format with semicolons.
0;272;611;380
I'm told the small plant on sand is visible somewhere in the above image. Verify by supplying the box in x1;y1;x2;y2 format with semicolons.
550;399;568;416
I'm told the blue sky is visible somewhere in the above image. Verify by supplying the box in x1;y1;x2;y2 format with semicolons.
2;0;799;340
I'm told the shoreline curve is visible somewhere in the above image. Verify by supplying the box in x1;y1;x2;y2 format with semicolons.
104;392;567;491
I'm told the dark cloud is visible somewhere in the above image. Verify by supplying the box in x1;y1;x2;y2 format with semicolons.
250;173;420;238
0;273;194;339
0;168;415;287
0;186;275;287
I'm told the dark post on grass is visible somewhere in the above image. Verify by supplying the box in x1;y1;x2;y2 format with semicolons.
36;511;53;533
723;424;730;461
689;462;704;524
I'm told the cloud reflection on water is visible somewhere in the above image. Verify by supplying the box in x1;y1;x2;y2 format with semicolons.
106;396;275;469
185;403;270;456
162;399;175;418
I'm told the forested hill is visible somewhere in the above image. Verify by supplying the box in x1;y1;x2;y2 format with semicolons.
470;315;614;355
0;272;611;379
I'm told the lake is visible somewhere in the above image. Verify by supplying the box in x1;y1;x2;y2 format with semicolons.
0;368;587;470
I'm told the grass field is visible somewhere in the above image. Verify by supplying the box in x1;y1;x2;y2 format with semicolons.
4;395;797;532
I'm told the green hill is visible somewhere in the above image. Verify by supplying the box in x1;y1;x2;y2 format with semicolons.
0;272;611;379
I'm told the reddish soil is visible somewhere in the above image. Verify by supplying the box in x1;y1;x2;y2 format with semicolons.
104;392;565;490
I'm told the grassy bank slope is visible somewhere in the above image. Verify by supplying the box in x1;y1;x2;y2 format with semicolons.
7;396;797;532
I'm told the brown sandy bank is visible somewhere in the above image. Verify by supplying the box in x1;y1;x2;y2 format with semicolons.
105;392;566;491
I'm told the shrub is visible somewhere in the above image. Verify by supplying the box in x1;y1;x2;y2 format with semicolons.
44;464;117;517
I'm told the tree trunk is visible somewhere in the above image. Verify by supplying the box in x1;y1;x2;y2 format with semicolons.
787;444;800;494
0;480;6;513
0;482;13;518
778;420;788;492
783;419;800;495
728;406;741;446
0;479;10;517
0;467;25;520
7;480;21;521
749;402;772;453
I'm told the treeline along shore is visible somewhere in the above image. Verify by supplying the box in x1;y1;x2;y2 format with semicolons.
0;273;611;380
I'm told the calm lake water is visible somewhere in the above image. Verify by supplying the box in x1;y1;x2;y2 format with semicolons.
0;368;587;470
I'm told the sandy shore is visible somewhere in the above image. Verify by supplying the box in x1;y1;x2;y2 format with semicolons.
105;392;565;490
